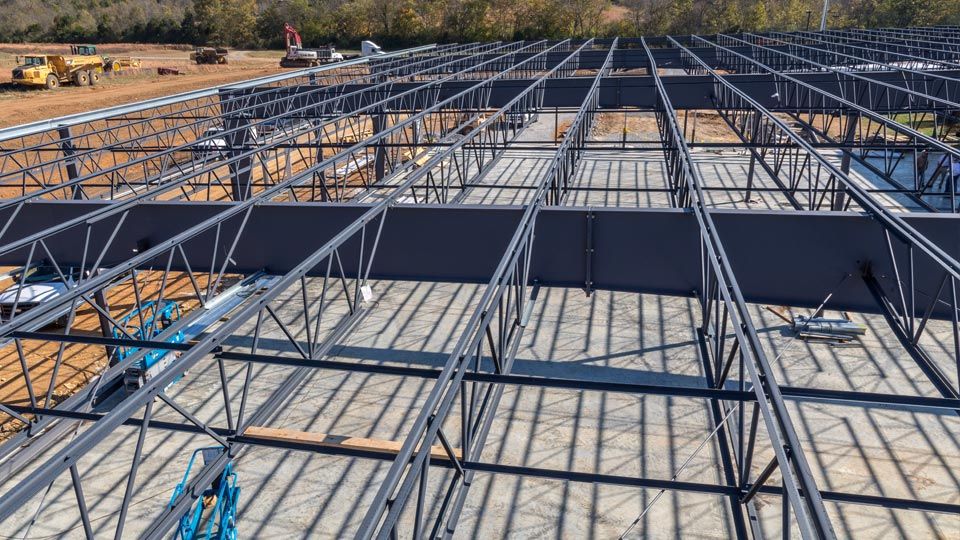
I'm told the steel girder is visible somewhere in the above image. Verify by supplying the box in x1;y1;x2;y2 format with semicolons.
6;339;960;410
210;71;960;113
0;38;590;537
355;39;617;539
647;39;836;539
0;27;958;540
697;34;960;210
642;35;753;537
0;202;958;318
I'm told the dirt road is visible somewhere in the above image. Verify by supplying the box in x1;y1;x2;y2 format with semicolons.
0;44;290;128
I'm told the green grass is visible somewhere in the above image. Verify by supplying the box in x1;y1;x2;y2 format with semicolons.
889;112;945;138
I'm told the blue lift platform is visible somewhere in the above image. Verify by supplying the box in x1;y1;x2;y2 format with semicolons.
170;447;239;540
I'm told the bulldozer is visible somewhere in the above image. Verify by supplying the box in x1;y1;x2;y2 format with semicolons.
12;53;104;89
191;47;229;65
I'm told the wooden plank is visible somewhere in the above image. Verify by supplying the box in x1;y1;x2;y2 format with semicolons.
244;426;462;461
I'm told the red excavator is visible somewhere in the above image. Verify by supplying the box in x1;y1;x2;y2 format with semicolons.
280;22;344;68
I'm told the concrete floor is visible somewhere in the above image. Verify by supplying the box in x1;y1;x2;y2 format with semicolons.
0;111;957;539
2;281;956;538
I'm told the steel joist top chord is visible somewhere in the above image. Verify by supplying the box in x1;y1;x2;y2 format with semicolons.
0;26;957;540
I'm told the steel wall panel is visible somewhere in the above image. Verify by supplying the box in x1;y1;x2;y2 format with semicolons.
9;202;960;318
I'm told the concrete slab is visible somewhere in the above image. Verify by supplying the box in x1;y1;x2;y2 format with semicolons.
1;97;958;540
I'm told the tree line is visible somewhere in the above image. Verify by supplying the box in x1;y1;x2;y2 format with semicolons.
0;0;956;48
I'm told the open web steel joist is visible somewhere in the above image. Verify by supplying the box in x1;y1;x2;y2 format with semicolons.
0;27;957;539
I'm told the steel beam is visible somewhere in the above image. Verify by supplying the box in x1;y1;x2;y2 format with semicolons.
697;35;960;210
0;39;588;536
0;29;958;539
2;201;958;317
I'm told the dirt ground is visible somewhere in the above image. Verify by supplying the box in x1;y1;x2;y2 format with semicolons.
0;43;292;128
594;112;663;141
0;270;236;438
593;110;778;144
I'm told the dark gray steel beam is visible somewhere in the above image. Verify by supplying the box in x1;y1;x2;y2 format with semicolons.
696;35;960;211
7;343;960;411
355;39;601;539
438;39;618;538
5;201;960;319
0;39;586;536
7;398;959;515
653;38;837;540
239;70;960;112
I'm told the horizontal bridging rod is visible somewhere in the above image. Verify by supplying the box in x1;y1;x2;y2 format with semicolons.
0;38;584;532
0;42;508;205
0;41;546;272
654;37;836;540
678;36;960;284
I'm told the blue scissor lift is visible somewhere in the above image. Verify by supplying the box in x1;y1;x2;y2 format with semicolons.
111;299;186;392
169;447;239;540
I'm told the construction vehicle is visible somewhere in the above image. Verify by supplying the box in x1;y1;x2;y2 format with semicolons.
112;299;186;392
280;22;344;68
191;47;229;65
192;124;262;160
170;447;239;540
10;44;143;89
71;44;141;72
361;40;385;56
0;264;80;325
12;53;104;89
